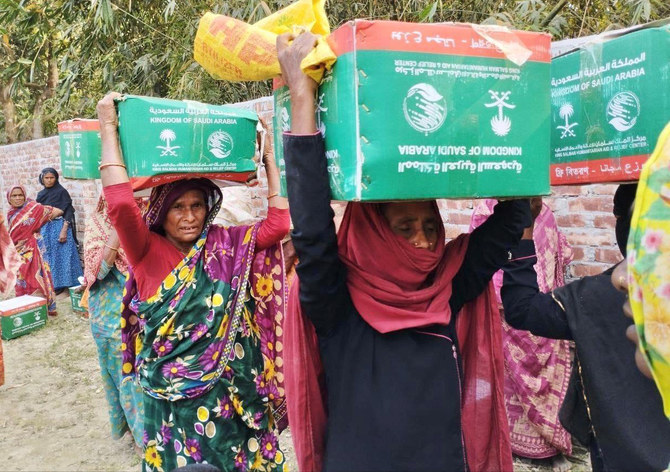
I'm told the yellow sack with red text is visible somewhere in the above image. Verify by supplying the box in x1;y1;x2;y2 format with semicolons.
194;0;336;83
628;121;670;418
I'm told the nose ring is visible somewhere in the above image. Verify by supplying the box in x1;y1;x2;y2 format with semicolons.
619;275;626;287
413;242;419;247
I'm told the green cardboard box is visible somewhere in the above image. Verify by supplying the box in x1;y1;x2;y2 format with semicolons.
0;295;47;340
58;119;101;179
116;95;259;190
550;21;670;184
69;286;86;314
274;20;551;201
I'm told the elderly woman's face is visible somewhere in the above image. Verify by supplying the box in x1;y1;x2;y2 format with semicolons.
382;201;440;250
42;173;56;188
9;188;26;208
162;189;207;249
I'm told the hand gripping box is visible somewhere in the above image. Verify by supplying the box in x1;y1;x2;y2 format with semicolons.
550;20;670;185
0;295;47;340
274;20;551;200
58;119;102;179
116;95;259;190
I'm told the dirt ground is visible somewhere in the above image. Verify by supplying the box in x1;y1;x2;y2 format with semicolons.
0;295;590;472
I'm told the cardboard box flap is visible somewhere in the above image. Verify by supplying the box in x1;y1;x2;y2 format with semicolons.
0;295;47;316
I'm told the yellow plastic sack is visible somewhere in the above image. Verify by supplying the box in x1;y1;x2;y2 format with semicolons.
194;0;336;83
628;121;670;418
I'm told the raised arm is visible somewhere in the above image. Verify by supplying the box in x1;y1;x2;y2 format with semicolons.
278;32;350;336
450;199;532;312
501;239;572;340
97;93;151;266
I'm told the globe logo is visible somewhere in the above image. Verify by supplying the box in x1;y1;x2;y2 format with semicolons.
403;83;447;134
13;317;23;328
207;131;234;159
607;91;640;132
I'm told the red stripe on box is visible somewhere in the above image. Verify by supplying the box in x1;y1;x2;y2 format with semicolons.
0;300;47;317
130;172;254;191
58;119;100;132
327;20;551;63
551;154;649;185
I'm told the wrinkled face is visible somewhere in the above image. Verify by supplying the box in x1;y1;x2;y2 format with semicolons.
162;189;207;249
42;172;56;188
382;201;440;250
9;188;26;208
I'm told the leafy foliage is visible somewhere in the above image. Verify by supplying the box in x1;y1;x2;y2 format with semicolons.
0;0;668;143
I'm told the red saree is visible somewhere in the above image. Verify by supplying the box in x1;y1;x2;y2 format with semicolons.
7;198;57;314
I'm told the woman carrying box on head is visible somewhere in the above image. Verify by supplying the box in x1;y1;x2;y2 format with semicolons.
278;32;532;472
6;185;63;316
96;92;290;472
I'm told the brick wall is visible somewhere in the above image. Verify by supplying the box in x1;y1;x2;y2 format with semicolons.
0;96;622;280
0;136;100;244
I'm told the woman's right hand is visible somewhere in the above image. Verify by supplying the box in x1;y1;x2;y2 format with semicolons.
97;92;122;134
277;32;319;100
277;32;320;135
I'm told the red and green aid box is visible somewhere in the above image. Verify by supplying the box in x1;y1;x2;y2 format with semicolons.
550;22;670;185
58;119;101;179
116;95;259;190
274;20;551;201
0;296;48;340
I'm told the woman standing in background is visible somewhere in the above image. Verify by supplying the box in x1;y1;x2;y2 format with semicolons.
36;167;83;293
83;195;144;452
6;185;62;315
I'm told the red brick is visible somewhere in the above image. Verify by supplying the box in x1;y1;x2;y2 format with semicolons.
593;214;616;230
552;185;589;196
565;230;615;247
568;196;614;213
556;213;589;228
570;247;585;261
569;263;611;278
595;247;623;265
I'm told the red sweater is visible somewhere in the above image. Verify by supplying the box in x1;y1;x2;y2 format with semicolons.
104;182;289;300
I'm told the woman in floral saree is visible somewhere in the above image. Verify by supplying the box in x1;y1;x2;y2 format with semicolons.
6;185;62;315
83;195;144;449
98;93;290;472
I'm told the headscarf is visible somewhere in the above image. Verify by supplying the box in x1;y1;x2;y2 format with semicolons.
144;178;222;235
6;185;28;224
614;183;637;256
285;201;513;472
36;167;78;243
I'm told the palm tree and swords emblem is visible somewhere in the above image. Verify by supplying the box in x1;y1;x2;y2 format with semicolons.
484;90;516;137
557;103;578;138
157;129;180;156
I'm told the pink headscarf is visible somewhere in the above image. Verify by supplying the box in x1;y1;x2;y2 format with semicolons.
285;201;513;472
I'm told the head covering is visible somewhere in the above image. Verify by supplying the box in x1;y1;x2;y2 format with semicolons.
6;185;28;221
36;167;78;244
144;178;223;236
614;183;637;256
285;201;513;472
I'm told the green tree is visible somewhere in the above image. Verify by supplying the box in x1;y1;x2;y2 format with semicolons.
0;0;668;144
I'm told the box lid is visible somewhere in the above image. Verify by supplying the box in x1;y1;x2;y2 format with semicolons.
0;295;47;316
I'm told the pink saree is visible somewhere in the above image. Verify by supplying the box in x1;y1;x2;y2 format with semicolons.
471;200;574;459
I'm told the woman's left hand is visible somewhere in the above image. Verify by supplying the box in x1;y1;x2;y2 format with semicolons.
58;232;67;243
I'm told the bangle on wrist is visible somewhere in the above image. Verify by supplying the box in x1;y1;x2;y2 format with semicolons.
267;192;279;200
99;162;127;171
104;244;119;251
